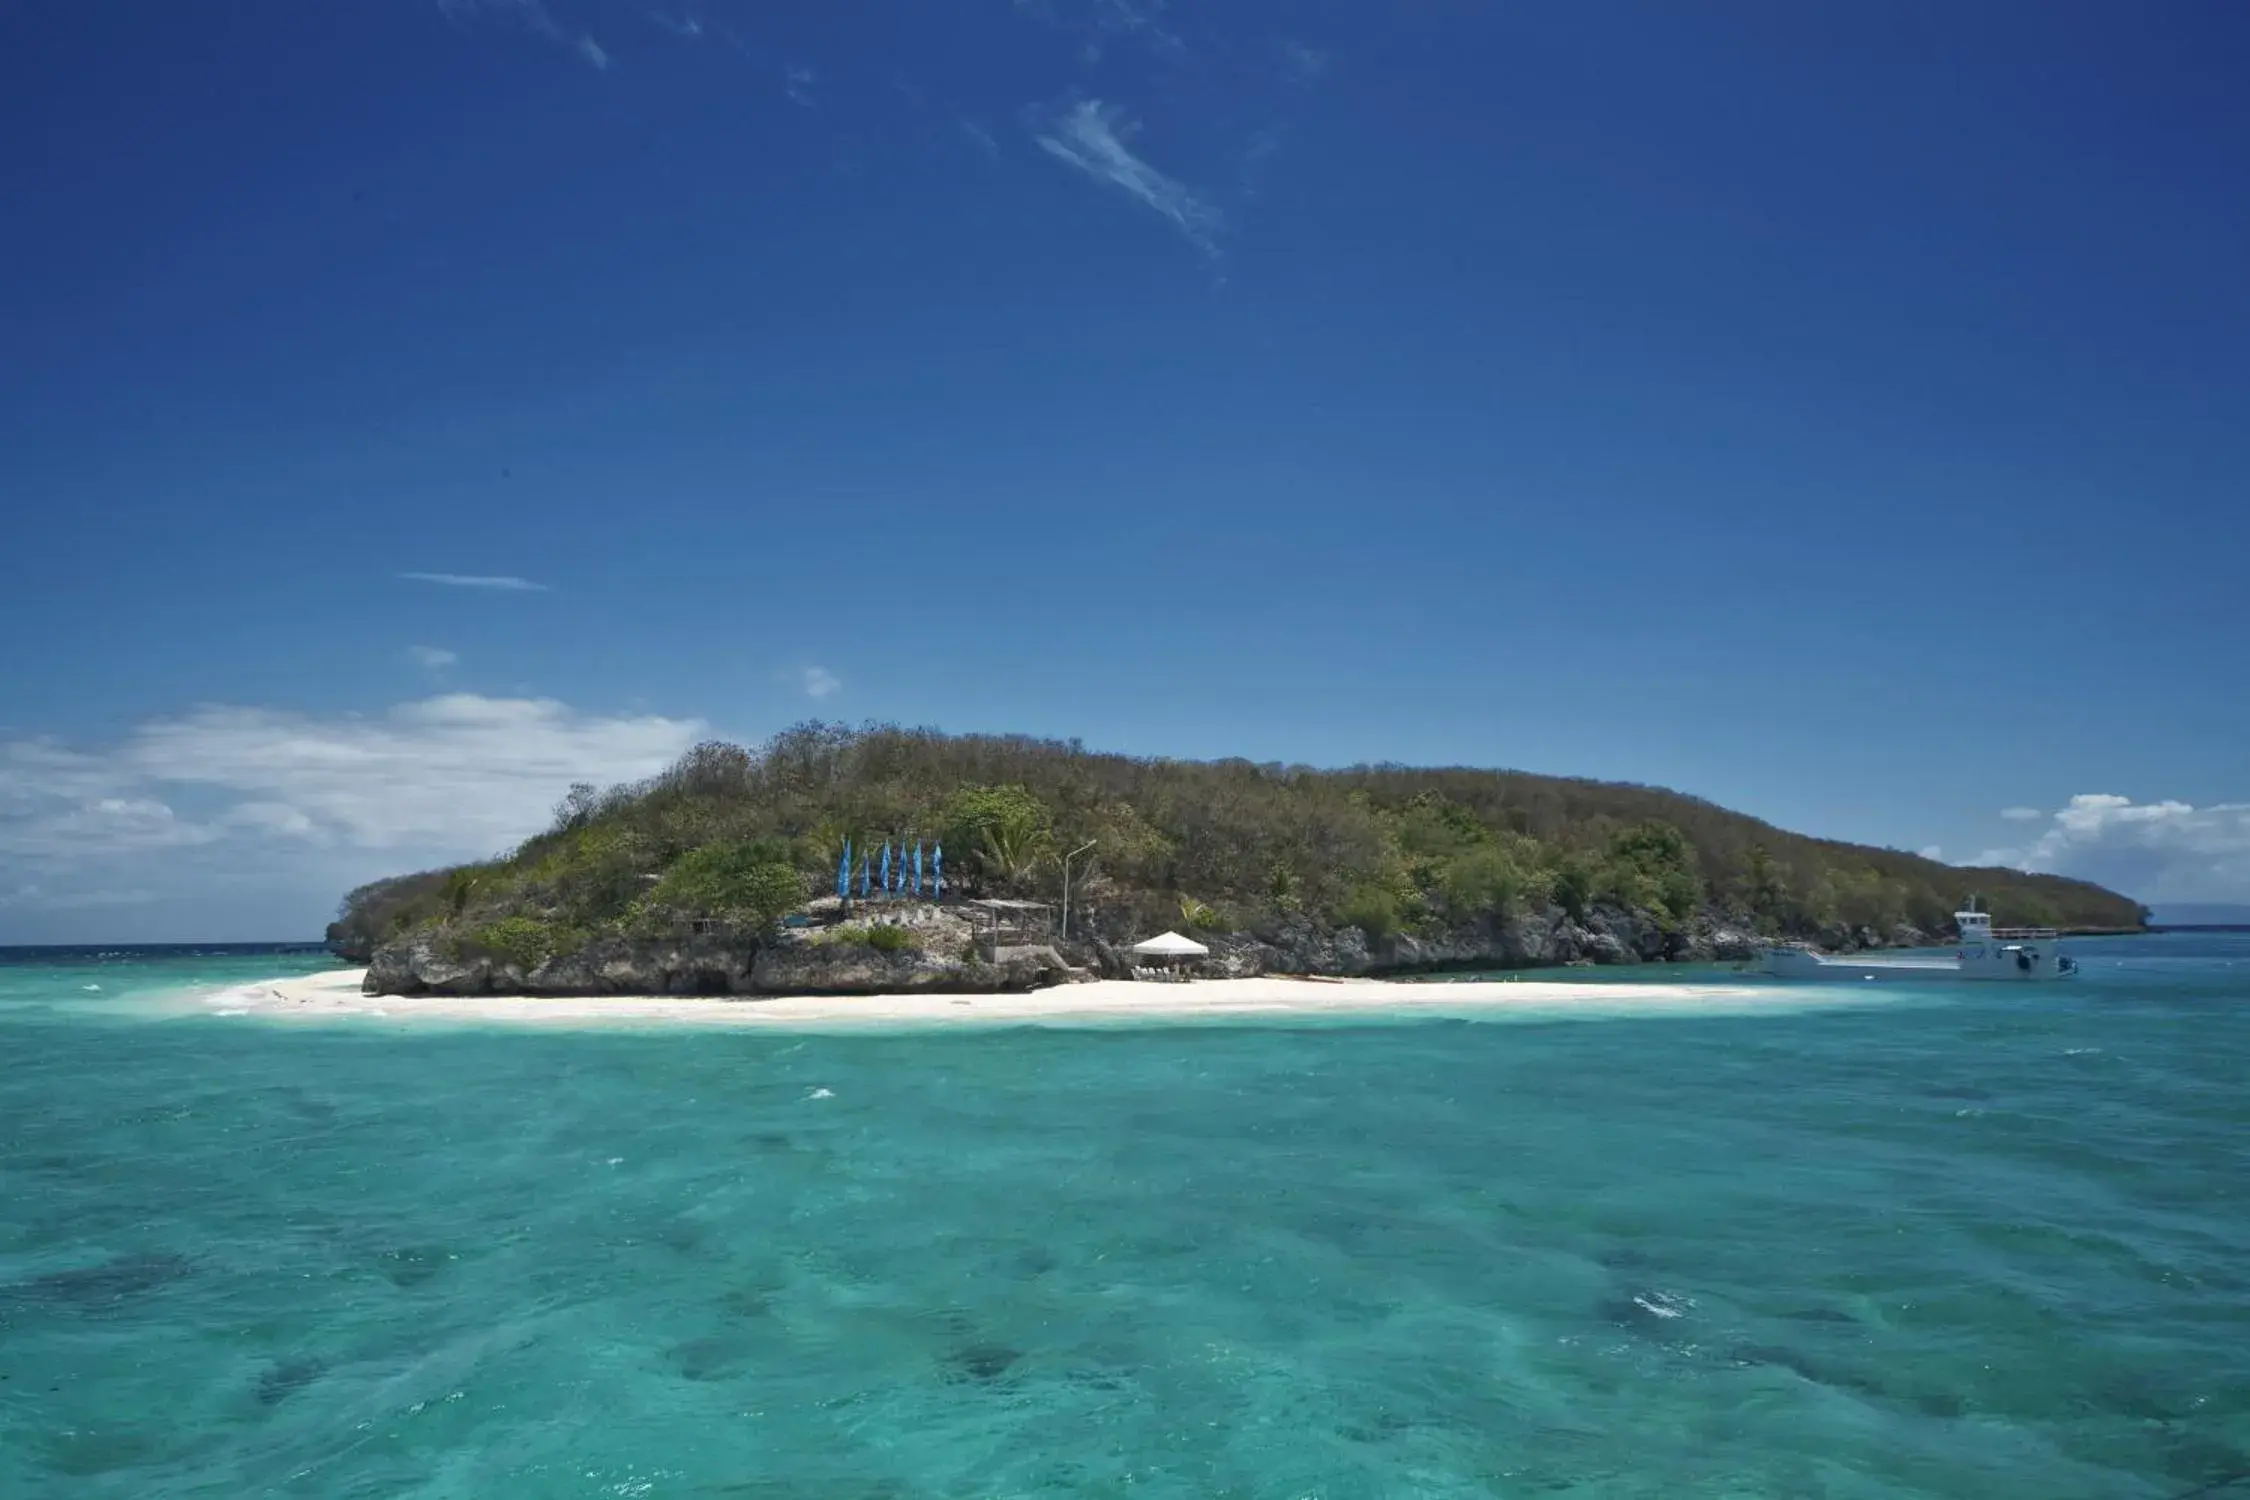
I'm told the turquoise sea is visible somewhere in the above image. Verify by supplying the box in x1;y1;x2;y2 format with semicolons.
2;937;2246;1499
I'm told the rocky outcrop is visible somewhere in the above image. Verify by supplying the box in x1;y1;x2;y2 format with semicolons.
1072;904;1774;982
365;931;761;997
1812;921;1930;954
363;903;1080;998
749;931;1073;995
363;897;1834;999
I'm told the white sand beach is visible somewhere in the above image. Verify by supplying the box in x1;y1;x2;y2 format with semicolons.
196;967;1855;1030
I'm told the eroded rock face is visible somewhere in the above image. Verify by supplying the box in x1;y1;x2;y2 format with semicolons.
1703;926;1766;961
1809;921;1929;954
747;934;1071;994
362;898;1830;998
363;935;489;996
363;933;761;997
550;936;757;996
364;904;1078;998
1074;904;1779;983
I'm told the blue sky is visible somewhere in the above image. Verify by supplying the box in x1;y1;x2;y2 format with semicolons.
3;0;2247;940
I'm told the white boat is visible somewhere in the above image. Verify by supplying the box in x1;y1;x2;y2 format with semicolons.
1758;905;2079;982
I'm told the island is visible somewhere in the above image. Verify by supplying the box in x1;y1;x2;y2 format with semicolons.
327;724;2145;1000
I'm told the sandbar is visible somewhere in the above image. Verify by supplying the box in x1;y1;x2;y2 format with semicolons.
191;967;1868;1031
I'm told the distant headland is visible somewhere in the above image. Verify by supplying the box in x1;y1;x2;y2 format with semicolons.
2144;903;2250;932
328;724;2146;999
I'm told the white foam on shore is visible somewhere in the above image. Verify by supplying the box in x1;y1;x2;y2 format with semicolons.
179;968;1895;1034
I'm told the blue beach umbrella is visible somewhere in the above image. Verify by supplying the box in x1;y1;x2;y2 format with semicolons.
880;841;892;895
912;841;924;897
933;842;944;899
838;838;851;901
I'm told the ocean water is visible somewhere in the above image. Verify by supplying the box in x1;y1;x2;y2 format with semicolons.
2;938;2246;1499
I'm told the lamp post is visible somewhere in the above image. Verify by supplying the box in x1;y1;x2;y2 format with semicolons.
1060;840;1097;940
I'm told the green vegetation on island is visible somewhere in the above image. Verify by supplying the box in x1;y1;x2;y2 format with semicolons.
330;723;2144;974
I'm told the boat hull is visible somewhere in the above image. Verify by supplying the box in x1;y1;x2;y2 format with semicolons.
1758;947;2077;982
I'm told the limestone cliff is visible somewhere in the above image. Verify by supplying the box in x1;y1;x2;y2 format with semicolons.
360;898;1906;999
363;901;1077;998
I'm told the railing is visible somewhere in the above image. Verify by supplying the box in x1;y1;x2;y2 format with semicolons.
1984;926;2059;940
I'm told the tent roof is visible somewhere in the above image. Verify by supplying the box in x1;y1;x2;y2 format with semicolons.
1130;930;1210;957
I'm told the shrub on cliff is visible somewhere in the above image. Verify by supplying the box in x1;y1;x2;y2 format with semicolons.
1435;843;1546;921
1338;884;1402;938
465;915;572;970
648;840;806;930
1551;855;1596;922
1596;822;1704;929
1177;895;1224;931
941;784;1054;889
824;923;919;953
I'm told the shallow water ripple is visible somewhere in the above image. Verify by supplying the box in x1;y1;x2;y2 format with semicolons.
2;936;2247;1497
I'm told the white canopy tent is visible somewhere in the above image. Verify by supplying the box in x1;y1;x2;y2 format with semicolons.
1130;931;1210;959
1129;931;1208;980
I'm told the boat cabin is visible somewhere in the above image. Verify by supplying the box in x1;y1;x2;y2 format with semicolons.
1955;907;2076;979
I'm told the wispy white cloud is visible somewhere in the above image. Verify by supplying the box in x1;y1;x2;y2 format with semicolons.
2000;805;2044;822
961;121;1001;159
798;666;842;700
785;64;815;106
1972;794;2250;902
1277;39;1328;84
1034;100;1220;253
1917;845;1944;862
0;797;219;860
437;0;612;71
0;696;708;938
0;696;706;872
408;645;460;673
398;572;548;593
0;739;116;812
224;802;322;840
125;696;706;851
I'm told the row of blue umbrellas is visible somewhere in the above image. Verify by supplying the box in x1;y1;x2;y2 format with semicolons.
836;839;944;900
